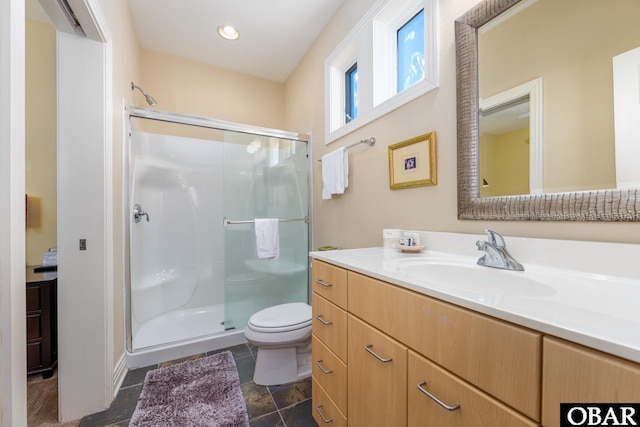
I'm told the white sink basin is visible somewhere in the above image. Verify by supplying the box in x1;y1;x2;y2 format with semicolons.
390;257;556;297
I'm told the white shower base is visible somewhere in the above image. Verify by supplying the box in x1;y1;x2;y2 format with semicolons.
127;304;246;369
133;304;226;350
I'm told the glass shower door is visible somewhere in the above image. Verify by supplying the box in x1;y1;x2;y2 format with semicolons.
128;123;227;351
222;134;309;331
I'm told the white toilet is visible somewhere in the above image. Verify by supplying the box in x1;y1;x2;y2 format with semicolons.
244;302;312;386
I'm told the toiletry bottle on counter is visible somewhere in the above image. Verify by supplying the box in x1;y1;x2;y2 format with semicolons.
382;229;402;249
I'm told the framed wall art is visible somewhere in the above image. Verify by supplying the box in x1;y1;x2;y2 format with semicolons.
388;131;437;189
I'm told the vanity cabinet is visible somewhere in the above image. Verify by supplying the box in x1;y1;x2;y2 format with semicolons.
311;260;348;426
348;271;542;421
311;250;640;427
348;314;407;427
542;337;640;427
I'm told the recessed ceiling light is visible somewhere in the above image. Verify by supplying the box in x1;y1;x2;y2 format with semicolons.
217;25;239;41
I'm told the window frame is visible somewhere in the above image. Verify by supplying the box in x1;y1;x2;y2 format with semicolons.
325;0;438;144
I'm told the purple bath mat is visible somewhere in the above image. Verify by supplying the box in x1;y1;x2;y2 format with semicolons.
129;351;249;427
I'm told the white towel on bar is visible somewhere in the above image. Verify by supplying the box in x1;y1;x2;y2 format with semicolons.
321;147;349;199
254;218;280;259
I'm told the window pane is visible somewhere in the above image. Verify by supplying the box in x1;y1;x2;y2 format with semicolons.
345;63;358;123
397;9;424;92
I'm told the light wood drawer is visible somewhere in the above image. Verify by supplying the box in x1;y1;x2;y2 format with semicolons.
408;350;538;427
312;293;347;363
348;270;542;421
348;314;407;427
313;377;347;427
312;260;348;309
404;292;542;421
348;271;409;338
312;334;348;415
542;337;640;427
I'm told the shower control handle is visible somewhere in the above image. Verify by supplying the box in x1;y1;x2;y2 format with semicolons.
133;204;150;223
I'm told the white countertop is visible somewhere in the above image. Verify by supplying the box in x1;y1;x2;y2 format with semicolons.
309;243;640;363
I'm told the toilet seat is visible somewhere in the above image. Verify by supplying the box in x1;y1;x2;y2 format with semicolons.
248;302;311;333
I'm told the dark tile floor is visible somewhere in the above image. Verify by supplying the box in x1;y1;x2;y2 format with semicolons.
78;343;319;427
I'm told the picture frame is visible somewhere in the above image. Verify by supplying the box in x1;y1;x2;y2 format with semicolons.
388;131;437;189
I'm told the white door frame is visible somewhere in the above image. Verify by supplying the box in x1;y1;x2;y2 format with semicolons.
0;0;27;424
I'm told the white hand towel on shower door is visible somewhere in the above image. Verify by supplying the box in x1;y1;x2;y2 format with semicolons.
254;218;280;259
321;147;349;199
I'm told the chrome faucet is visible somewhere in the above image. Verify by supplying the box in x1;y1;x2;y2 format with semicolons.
133;204;150;223
476;230;524;271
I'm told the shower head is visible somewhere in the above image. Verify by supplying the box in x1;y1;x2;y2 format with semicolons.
131;82;157;106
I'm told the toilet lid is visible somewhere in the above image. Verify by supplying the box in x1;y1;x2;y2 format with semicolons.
248;302;311;332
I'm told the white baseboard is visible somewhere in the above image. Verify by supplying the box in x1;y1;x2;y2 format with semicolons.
112;353;127;398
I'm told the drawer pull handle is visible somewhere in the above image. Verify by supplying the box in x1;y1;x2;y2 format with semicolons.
316;404;334;423
316;359;333;374
364;344;393;363
316;279;333;287
417;381;461;411
316;315;333;325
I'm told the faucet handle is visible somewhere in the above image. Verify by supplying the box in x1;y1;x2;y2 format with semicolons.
483;229;506;247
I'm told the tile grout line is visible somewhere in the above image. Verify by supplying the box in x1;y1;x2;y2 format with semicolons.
266;386;287;427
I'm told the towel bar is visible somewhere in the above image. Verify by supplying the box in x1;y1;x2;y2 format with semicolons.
223;216;309;227
317;137;375;162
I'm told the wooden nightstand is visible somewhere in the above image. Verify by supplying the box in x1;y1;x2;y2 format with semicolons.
26;266;58;378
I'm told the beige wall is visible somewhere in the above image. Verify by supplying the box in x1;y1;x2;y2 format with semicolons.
139;50;286;129
285;0;640;246
25;19;56;266
480;127;529;197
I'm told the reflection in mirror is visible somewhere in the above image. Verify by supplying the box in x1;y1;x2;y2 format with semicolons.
478;0;640;195
455;0;640;221
479;96;530;197
479;76;544;197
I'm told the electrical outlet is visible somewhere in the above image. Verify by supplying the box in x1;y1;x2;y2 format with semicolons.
79;239;87;250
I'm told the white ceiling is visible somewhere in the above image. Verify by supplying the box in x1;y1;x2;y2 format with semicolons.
27;0;346;83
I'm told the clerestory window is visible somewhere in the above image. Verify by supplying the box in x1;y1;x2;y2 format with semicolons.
325;0;438;144
397;9;425;92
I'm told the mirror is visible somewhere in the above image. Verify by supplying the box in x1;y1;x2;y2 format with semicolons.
455;0;640;221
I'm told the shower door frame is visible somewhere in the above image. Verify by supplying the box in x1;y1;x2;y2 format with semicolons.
123;106;314;354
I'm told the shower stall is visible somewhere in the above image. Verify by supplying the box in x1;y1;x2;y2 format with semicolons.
125;108;310;367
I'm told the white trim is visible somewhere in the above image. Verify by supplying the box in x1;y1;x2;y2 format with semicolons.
372;0;424;104
613;47;640;189
103;37;115;408
68;0;112;42
479;0;538;33
0;0;27;425
112;353;128;398
480;77;544;195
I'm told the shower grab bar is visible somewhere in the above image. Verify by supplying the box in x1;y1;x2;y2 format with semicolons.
223;216;309;227
317;137;376;162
